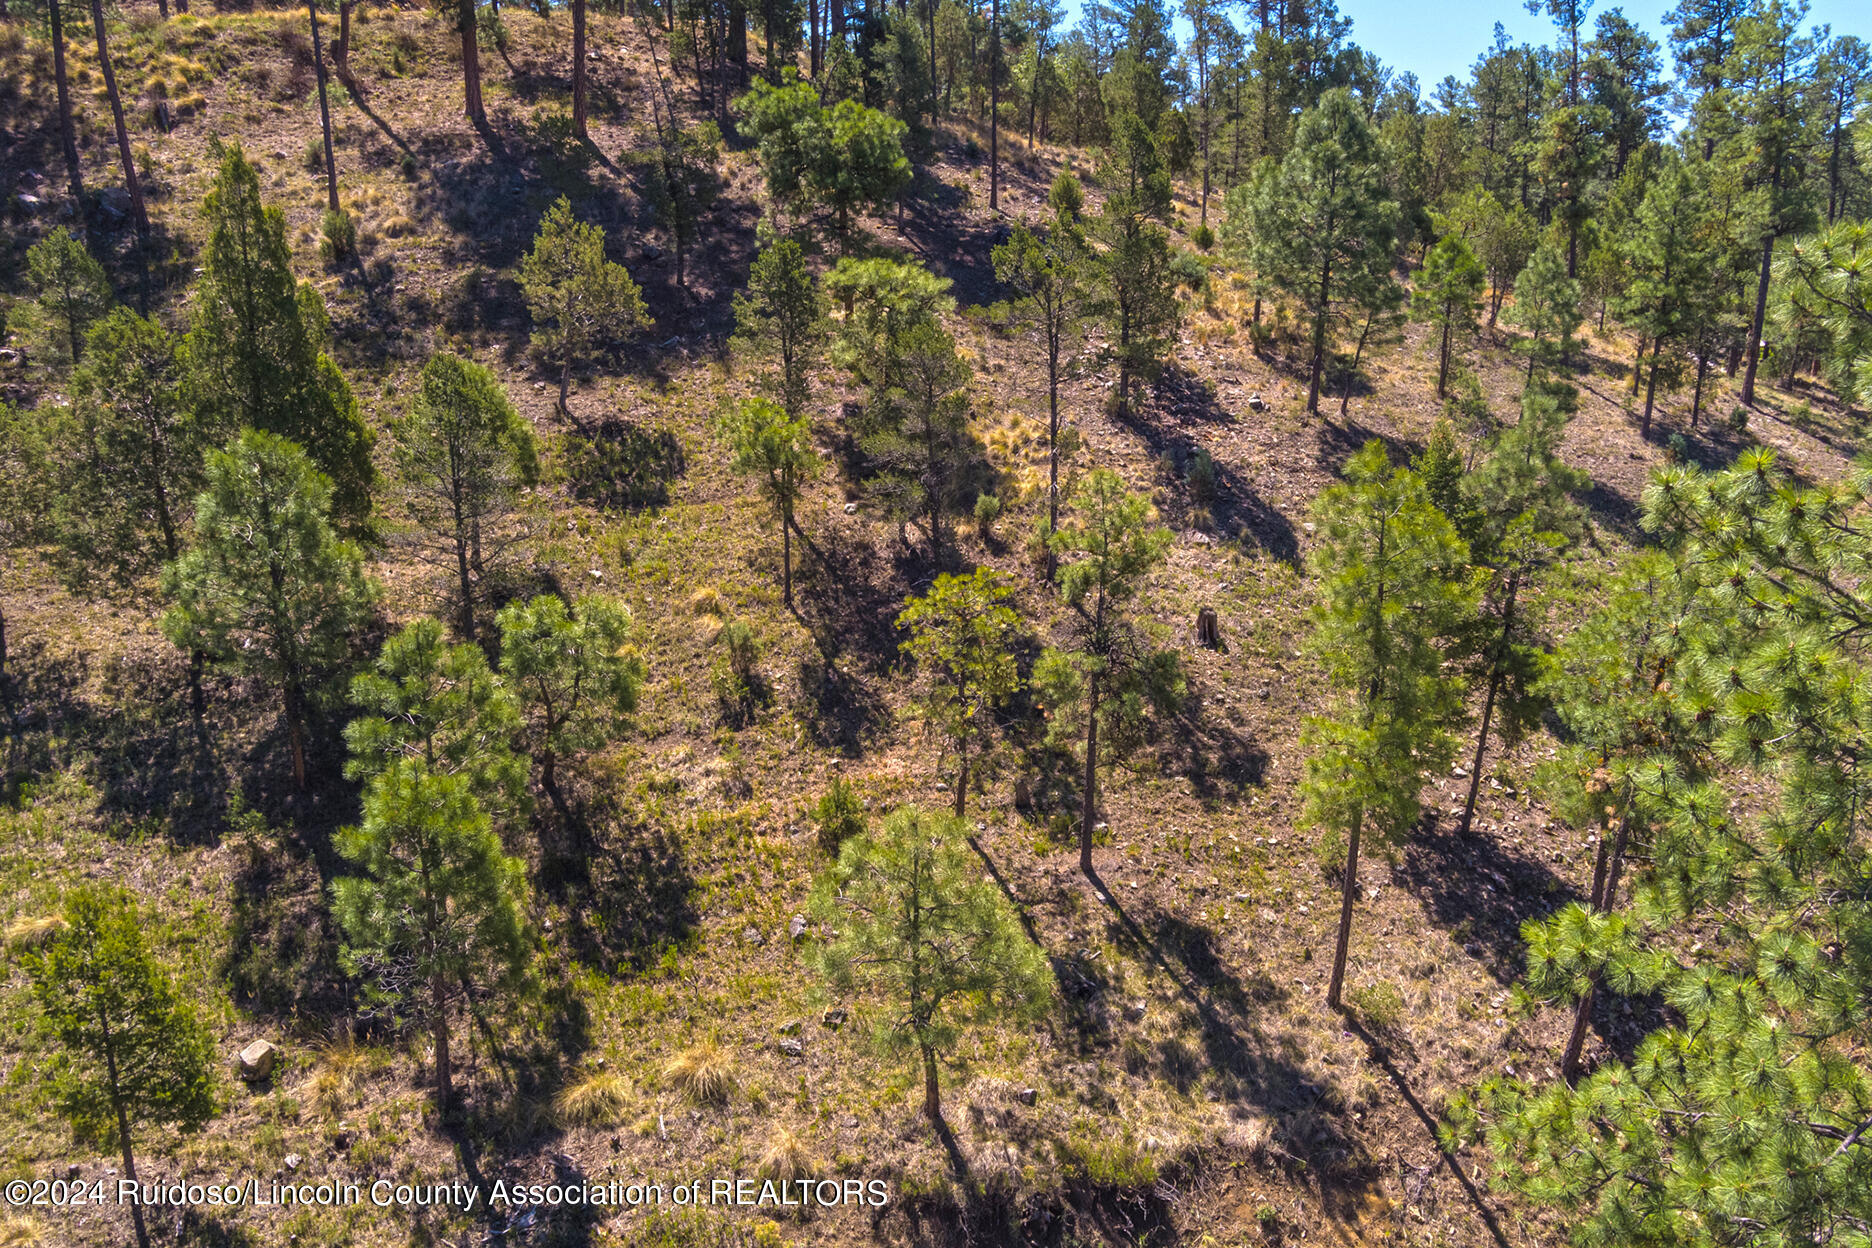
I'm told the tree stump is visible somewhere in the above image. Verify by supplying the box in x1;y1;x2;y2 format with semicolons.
1195;606;1219;648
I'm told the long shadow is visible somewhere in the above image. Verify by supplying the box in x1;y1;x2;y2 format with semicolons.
1397;818;1580;986
1089;876;1360;1171
896;168;1008;308
793;652;890;756
1575;479;1645;544
560;418;687;510
540;797;700;976
1346;1019;1513;1248
1160;678;1269;806
1120;367;1300;564
1313;414;1405;478
793;526;907;673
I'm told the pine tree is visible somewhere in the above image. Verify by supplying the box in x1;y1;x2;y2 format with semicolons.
0;402;47;682
186;141;376;529
1618;157;1717;435
496;594;643;811
862;319;975;566
1452;387;1588;840
22;886;216;1248
1774;220;1872;406
345;617;527;814
825;257;955;409
731;237;828;416
993;217;1091;544
811;805;1054;1123
642;118;721;292
332;759;529;1112
1032;469;1184;876
897;569;1022;816
455;0;484;124
519;197;649;420
714;397;819;606
394;353;539;639
1503;240;1582;382
1095;184;1181;422
1413;234;1485;399
1301;442;1476;1009
22;228;112;371
88;0;149;245
162;431;379;790
1237;89;1400;414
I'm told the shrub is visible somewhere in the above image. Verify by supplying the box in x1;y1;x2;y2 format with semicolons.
319;208;357;263
711;620;764;725
1666;432;1689;464
554;1070;633;1126
1727;405;1750;433
664;1041;735;1105
303;135;325;173
1192;223;1216;252
814;778;865;856
1187;449;1217;504
973;492;1002;536
1315;826;1346;881
399;152;417;180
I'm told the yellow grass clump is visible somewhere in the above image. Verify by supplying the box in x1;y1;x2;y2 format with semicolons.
663;1041;735;1106
554;1069;633;1127
3;915;66;950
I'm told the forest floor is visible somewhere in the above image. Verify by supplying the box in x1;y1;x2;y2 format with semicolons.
0;7;1864;1248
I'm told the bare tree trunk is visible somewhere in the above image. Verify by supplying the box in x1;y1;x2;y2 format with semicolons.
431;971;454;1109
921;1043;942;1122
1326;805;1362;1009
310;0;340;214
459;0;485;125
1741;234;1773;406
571;0;588;139
1457;572;1518;837
988;0;999;210
334;0;360;95
89;0;148;240
285;683;309;790
1079;672;1099;876
49;0;85;215
1690;351;1707;428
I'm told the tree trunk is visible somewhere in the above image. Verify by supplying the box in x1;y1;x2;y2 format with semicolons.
920;1042;942;1122
285;682;309;790
1642;345;1660;437
1563;812;1629;1083
1690;351;1707;428
1326;804;1362;1010
1436;314;1452;398
927;0;938;129
781;504;793;607
1560;978;1594;1083
456;521;475;639
728;0;747;74
310;0;340;214
1306;247;1332;413
334;0;359;96
571;0;588;139
90;0;148;241
1741;234;1773;406
1630;337;1646;397
459;0;485;124
953;746;967;817
1046;334;1060;574
50;0;85;215
0;602;7;685
809;0;819;77
1458;573;1518;837
988;0;999;211
101;1031;152;1248
1079;671;1100;876
430;970;454;1109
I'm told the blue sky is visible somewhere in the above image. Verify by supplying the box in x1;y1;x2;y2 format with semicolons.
1331;0;1870;97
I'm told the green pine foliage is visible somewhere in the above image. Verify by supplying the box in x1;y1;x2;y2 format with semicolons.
715;397;818;606
1414;233;1487;398
1033;469;1185;874
519;196;649;418
731;237;828;416
161;430;380;790
811;805;1055;1123
393;352;539;639
496;594;644;807
1301;442;1477;1008
897;568;1023;817
186;140;376;531
332;759;531;1110
22;227;112;371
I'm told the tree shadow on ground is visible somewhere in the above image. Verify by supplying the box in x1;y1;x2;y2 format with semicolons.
793;652;891;756
793;525;909;673
1395;818;1579;986
1574;480;1645;545
536;796;699;976
560;418;687;510
895;168;1009;309
1313;414;1409;479
1160;678;1269;804
220;814;351;1023
1124;366;1300;564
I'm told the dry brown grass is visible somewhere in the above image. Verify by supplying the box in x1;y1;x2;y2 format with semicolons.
663;1041;736;1106
0;1214;44;1247
757;1125;821;1183
554;1069;634;1127
2;915;65;950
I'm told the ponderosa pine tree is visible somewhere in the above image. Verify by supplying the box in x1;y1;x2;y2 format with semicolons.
864;319;976;567
1413;233;1485;399
1095;186;1180;423
1453;451;1872;1239
731;237;828;416
1619;157;1718;435
22;886;216;1248
186;141;375;529
496;594;643;811
1237;89;1399;414
23;228;111;371
1453;387;1588;839
1444;191;1538;327
345;617;527;814
715;397;818;606
1302;442;1476;1009
1504;239;1582;382
394;353;539;639
519;197;648;420
162;431;379;790
333;759;529;1112
1774;220;1872;405
88;0;148;245
811;805;1054;1123
993;217;1091;546
1033;469;1184;876
897;568;1022;816
825;256;955;409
